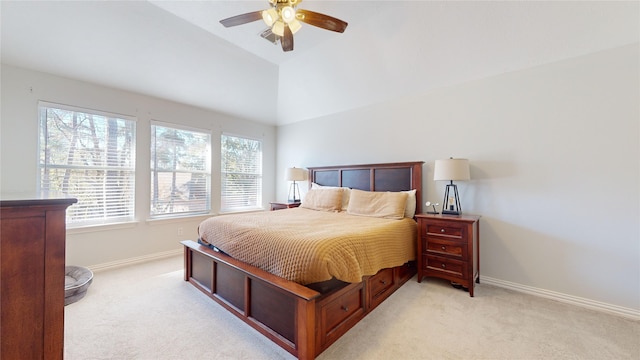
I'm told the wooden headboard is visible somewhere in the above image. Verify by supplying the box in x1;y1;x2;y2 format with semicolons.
307;161;424;214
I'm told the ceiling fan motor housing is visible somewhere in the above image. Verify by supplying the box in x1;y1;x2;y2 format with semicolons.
270;0;300;5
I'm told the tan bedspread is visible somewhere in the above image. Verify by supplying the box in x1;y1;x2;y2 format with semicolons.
198;208;417;285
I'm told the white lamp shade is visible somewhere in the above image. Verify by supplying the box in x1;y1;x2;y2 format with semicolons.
285;167;306;181
433;158;470;181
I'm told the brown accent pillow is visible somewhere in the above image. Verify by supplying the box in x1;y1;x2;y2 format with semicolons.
300;188;344;212
346;189;409;219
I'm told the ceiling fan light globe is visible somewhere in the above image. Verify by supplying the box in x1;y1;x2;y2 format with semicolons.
288;19;302;34
272;20;285;37
281;6;296;23
262;8;278;27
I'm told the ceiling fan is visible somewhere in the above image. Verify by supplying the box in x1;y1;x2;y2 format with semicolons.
219;0;348;52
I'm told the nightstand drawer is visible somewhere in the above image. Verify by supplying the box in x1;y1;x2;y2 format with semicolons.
424;237;466;258
426;223;463;238
424;255;465;278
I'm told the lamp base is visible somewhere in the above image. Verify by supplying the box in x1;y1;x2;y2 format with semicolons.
442;182;463;216
288;182;301;203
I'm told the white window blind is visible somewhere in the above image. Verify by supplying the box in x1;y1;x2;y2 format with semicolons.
38;103;136;226
221;134;262;212
150;123;211;216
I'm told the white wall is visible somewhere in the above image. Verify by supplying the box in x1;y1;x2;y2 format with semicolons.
277;44;640;313
0;64;277;267
277;2;639;125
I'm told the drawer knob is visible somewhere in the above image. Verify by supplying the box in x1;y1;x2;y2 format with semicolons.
441;246;446;250
380;280;387;285
440;229;445;233
441;263;446;268
341;306;349;312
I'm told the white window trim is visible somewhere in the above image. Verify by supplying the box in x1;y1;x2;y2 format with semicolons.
38;101;137;227
150;120;212;218
220;132;264;213
38;101;137;124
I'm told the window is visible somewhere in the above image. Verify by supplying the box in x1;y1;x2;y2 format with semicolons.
151;123;211;217
38;102;136;226
221;134;262;212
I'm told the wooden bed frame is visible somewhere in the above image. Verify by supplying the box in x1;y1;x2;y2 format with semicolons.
182;161;423;359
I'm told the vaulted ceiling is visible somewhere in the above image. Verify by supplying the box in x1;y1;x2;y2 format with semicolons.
1;1;638;126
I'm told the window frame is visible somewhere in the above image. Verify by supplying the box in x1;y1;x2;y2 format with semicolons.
37;101;137;227
149;120;212;219
220;133;263;213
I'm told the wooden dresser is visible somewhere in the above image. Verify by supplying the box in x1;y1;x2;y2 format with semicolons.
1;195;76;360
415;213;480;297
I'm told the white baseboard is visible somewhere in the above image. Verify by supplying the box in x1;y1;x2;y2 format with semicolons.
481;276;640;320
87;248;182;273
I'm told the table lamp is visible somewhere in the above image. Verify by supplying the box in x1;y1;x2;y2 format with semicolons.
433;158;470;215
285;167;305;203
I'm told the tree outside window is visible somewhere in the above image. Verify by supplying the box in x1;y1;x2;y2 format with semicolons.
38;103;136;226
151;124;211;216
221;134;262;212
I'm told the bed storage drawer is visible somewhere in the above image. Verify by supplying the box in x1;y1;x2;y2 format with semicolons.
395;261;416;284
367;268;395;309
317;282;365;349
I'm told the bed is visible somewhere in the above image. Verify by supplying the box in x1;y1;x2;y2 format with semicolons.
182;161;423;359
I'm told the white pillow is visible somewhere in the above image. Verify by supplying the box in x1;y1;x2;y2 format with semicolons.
311;182;350;211
403;189;417;218
346;189;408;220
310;183;415;216
300;188;343;212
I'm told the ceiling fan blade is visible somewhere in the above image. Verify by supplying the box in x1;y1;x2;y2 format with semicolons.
260;28;279;45
220;11;263;27
296;9;348;33
281;25;294;52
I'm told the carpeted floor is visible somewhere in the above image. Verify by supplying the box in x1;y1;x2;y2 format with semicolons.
64;255;639;359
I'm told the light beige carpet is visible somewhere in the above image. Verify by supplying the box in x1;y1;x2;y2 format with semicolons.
64;255;639;359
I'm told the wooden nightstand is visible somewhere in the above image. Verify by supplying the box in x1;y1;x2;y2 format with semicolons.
415;214;481;297
269;201;301;211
